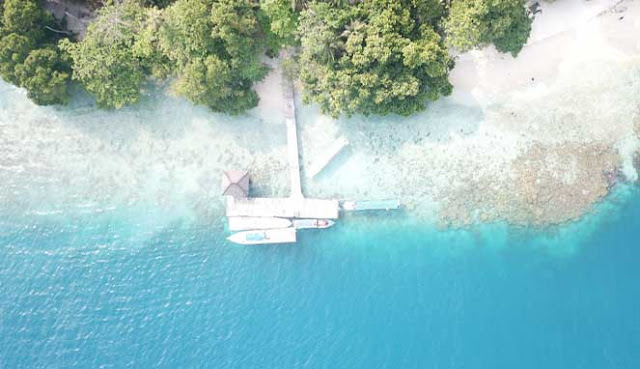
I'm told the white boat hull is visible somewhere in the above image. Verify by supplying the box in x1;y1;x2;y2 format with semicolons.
227;228;297;245
292;219;335;229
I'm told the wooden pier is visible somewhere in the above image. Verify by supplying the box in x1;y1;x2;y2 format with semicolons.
226;197;339;219
224;53;339;223
284;79;303;198
222;51;403;244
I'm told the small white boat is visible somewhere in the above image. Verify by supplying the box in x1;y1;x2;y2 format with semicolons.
292;219;335;229
228;216;292;231
227;228;297;245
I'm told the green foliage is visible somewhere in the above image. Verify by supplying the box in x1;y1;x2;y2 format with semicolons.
445;0;532;56
174;55;259;113
57;0;268;113
410;0;445;27
144;0;176;8
260;0;298;49
211;0;267;80
297;0;453;117
491;3;532;55
0;0;4;31
62;0;150;108
158;0;215;64
158;0;268;114
14;47;70;105
1;0;51;41
133;7;172;80
0;0;536;115
0;33;34;84
280;54;299;82
0;0;71;104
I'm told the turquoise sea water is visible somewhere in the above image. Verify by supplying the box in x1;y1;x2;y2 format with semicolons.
1;185;639;368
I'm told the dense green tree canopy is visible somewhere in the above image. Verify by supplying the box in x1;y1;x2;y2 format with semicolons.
144;0;176;7
0;0;537;115
0;33;34;84
259;0;297;48
297;0;453;117
411;0;445;27
158;0;268;114
0;0;4;31
1;0;51;41
0;0;71;105
61;0;150;108
14;47;70;105
133;7;172;79
58;0;270;113
445;0;532;56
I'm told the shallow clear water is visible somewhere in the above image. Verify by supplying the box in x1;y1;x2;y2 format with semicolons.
2;51;640;367
1;183;639;368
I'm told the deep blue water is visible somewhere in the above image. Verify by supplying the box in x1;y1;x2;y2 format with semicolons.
1;187;640;369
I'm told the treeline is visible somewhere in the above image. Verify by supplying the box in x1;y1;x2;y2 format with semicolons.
0;0;71;105
0;0;532;117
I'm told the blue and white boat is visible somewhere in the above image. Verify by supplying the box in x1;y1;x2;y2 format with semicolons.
227;228;297;245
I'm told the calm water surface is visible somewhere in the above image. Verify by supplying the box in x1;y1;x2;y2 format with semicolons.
1;186;639;368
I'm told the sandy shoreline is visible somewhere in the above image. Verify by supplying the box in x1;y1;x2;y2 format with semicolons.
443;0;640;225
295;0;640;226
0;0;639;228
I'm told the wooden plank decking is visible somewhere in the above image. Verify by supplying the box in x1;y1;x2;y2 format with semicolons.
227;197;340;219
225;52;342;225
286;117;303;198
283;73;303;198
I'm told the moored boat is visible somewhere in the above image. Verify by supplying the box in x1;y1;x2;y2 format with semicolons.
292;219;335;229
228;216;292;231
227;228;297;245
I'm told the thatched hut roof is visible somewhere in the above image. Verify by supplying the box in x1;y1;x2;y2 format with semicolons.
221;170;250;198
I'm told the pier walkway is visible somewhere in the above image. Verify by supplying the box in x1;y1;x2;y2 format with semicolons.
227;73;340;219
224;52;340;222
226;197;340;219
283;78;303;198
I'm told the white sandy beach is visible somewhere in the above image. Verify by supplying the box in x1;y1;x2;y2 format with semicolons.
1;0;639;227
299;0;640;225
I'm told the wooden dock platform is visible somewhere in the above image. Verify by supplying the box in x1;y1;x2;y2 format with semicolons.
283;74;303;198
227;197;340;219
286;118;303;198
224;51;343;229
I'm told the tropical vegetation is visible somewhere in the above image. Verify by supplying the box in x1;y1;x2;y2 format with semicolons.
0;0;71;105
444;0;532;56
0;0;534;116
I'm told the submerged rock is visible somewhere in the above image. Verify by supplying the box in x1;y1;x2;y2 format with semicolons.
438;141;622;227
510;142;619;225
